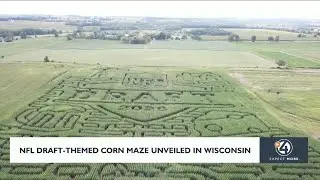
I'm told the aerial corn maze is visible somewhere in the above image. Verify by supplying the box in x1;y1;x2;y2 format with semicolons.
0;67;319;180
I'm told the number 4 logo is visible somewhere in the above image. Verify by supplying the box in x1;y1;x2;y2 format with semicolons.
274;139;293;156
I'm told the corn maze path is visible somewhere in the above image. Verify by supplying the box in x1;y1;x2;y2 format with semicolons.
0;67;319;180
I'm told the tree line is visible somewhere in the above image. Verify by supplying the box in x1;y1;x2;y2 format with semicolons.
0;28;62;42
187;28;231;36
227;34;281;42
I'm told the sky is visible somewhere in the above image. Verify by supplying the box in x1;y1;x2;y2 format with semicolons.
2;1;320;19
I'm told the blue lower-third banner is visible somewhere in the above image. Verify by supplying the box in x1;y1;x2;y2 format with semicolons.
10;137;308;163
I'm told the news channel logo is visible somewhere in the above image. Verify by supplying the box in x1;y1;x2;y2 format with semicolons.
260;137;308;163
274;139;293;156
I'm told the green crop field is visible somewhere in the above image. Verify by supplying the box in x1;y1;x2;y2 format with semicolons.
229;68;320;138
0;65;320;180
255;51;320;68
1;36;320;179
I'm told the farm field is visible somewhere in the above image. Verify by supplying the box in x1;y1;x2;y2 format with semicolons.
3;49;274;67
0;63;74;120
201;28;320;41
294;51;320;62
0;37;67;57
0;36;320;179
232;41;320;67
0;65;320;179
223;28;320;41
0;20;75;32
229;68;320;138
1;39;275;67
255;51;320;68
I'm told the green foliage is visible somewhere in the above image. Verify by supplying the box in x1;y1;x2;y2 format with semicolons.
1;32;14;42
54;32;59;38
228;34;240;42
19;32;27;39
187;28;231;36
43;56;49;62
251;35;256;42
66;34;73;41
121;36;131;44
121;35;151;44
192;34;202;41
153;32;171;40
268;36;274;41
0;28;62;37
276;59;286;67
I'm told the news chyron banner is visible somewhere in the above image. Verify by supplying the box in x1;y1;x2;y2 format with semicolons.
10;137;308;163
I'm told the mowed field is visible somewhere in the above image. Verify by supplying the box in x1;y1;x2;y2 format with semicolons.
0;36;320;179
224;28;319;41
1;38;275;67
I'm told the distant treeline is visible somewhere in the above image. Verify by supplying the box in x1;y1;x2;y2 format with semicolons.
182;25;246;29
65;21;103;27
0;15;58;21
100;26;140;31
64;20;247;31
187;28;232;36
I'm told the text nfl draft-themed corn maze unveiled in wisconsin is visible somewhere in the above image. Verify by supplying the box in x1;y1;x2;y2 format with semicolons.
0;67;319;180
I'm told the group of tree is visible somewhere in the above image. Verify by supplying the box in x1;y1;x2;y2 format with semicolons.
121;35;152;44
268;36;280;42
190;34;202;41
187;28;231;36
151;32;172;40
65;21;102;27
250;35;281;42
69;30;122;40
66;34;73;41
0;32;14;42
0;28;61;37
228;34;240;42
297;33;307;38
0;28;62;42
